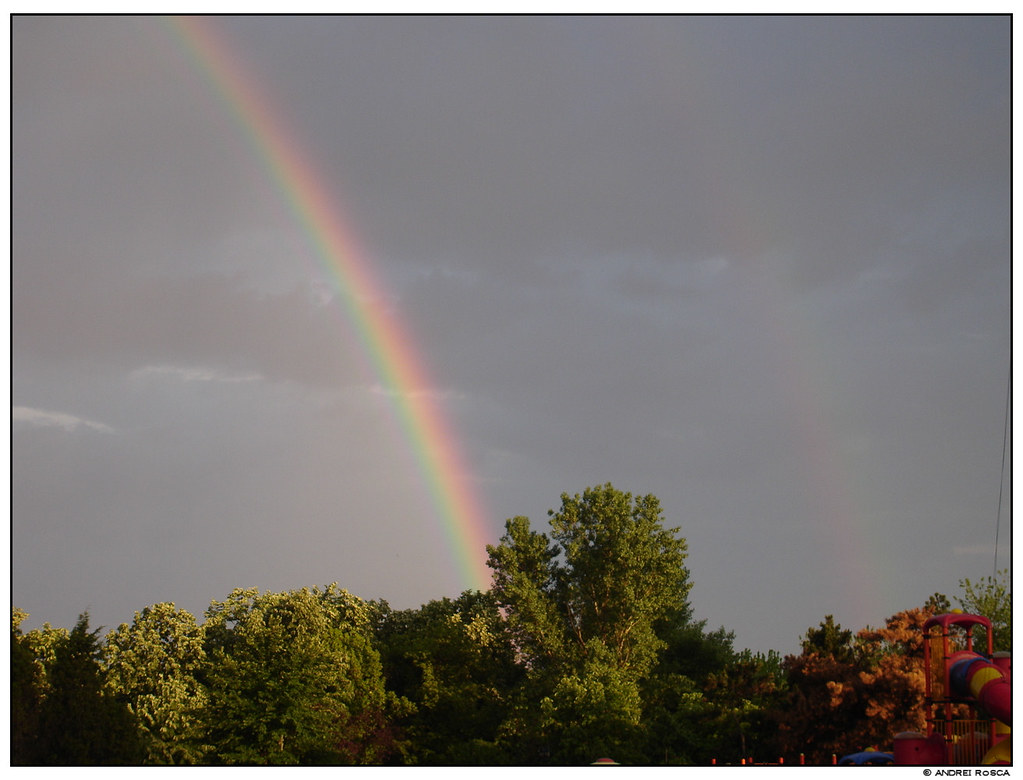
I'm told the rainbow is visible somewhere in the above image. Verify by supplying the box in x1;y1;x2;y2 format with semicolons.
168;16;492;593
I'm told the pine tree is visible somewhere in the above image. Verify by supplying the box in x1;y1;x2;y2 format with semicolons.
35;613;143;765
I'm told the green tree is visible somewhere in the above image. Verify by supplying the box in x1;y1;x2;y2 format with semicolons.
200;585;396;764
535;639;649;764
103;603;209;764
925;592;952;614
12;608;43;764
655;618;736;683
11;611;73;764
18;617;70;695
488;484;691;675
800;614;856;663
702;649;786;764
774;616;863;763
638;670;713;764
35;613;143;765
373;590;521;764
956;570;1011;652
638;612;787;766
486;484;692;763
640;618;738;764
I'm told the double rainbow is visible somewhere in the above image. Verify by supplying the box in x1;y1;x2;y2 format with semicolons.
170;16;492;593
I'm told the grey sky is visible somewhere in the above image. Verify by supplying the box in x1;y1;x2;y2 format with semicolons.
12;15;1010;655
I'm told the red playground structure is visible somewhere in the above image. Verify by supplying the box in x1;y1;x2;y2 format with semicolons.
892;613;1011;765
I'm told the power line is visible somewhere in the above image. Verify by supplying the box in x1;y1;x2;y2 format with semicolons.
993;366;1010;578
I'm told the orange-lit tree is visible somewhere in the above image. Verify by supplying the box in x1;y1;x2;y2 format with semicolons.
773;607;937;764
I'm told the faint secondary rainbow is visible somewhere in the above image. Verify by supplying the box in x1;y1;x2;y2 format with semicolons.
641;42;889;625
169;16;492;593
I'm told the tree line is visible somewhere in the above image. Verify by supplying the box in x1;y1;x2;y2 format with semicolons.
11;483;1011;765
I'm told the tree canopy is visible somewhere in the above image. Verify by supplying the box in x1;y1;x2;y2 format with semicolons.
10;484;1010;766
956;569;1011;652
485;484;695;763
34;614;143;764
103;603;209;764
200;585;395;764
487;483;691;676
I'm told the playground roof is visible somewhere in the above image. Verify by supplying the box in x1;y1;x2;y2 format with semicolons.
923;613;992;633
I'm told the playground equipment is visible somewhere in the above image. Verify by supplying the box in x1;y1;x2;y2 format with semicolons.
839;612;1010;766
906;613;1011;765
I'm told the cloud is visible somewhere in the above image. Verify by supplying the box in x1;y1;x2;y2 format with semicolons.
13;406;115;433
130;364;263;384
367;383;467;402
953;544;998;557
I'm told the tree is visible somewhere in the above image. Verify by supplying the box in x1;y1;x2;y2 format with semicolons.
638;669;713;764
956;570;1011;652
373;590;521;764
11;610;74;763
854;607;932;738
800;614;855;662
35;613;143;765
699;648;786;764
103;603;209;764
534;638;649;764
17;616;70;695
774;614;864;763
487;484;691;676
774;606;939;763
486;484;692;763
12;608;43;764
200;585;396;764
924;592;952;614
634;612;788;766
641;618;740;764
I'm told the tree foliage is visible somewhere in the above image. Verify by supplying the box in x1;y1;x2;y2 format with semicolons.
486;484;694;763
374;590;521;764
699;648;786;763
800;614;855;662
11;485;1004;766
774;606;937;763
956;569;1011;652
200;585;396;764
854;607;932;734
487;484;691;676
34;613;143;765
11;609;43;764
103;603;209;764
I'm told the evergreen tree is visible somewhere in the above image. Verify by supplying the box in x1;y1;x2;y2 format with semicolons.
701;649;786;764
800;614;856;662
35;613;143;765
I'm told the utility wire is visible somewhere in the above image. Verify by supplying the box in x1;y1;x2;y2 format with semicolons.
993;366;1010;578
